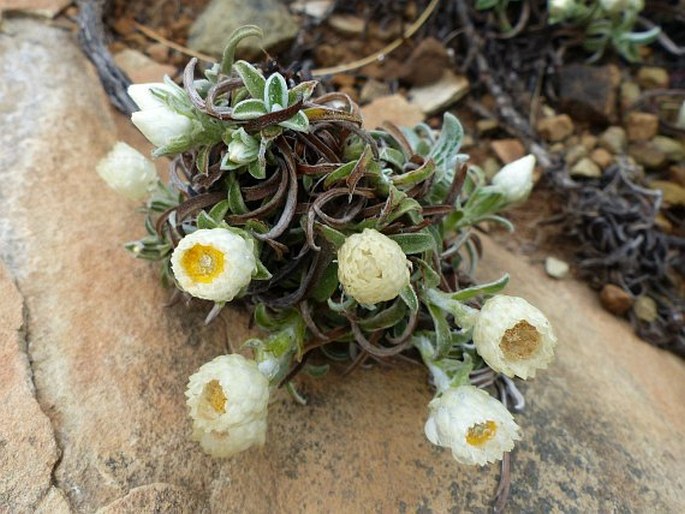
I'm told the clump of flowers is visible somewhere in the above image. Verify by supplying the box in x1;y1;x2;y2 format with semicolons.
96;26;557;506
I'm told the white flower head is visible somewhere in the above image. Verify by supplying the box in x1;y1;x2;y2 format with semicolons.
128;83;194;148
337;228;411;305
171;228;256;302
491;154;535;204
96;142;157;200
186;354;269;457
473;295;557;379
425;385;521;466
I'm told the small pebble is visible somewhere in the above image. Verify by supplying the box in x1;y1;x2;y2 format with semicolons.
545;257;570;279
634;296;658;323
599;284;633;315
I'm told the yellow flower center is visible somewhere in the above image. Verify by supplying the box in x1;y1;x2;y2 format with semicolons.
181;244;225;283
466;420;498;447
203;379;227;414
499;320;541;360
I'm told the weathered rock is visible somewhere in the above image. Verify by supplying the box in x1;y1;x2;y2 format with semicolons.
652;135;685;162
327;14;365;35
536;114;574;142
558;64;618;124
571;157;602;178
361;94;424;130
290;0;332;20
2;17;685;514
580;133;597;150
599;284;633;315
670;165;685;187
146;43;170;63
0;0;71;17
476;118;499;135
0;262;68;513
649;180;685;206
625;111;659;142
188;0;299;58
636;66;670;89
544;256;570;279
629;142;667;169
598;126;627;153
620;81;641;111
113;49;176;84
564;144;588;166
96;483;204;513
398;37;451;87
634;296;658;323
408;70;469;115
359;79;390;104
490;138;525;164
590;147;613;169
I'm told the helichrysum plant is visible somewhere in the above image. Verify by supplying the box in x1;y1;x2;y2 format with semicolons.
97;25;557;484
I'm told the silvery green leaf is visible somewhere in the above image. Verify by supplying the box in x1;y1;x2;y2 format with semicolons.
429;112;464;176
379;147;406;169
287;80;318;104
388;232;436;254
310;262;340;302
226;174;248;214
232;60;266;99
220;25;263;75
399;285;419;314
359;299;407;330
196;210;219;229
248;158;266;179
208;200;229;223
253;258;272;280
450;274;509;302
264;72;288;111
279;110;310;132
315;223;346;249
232;99;268;119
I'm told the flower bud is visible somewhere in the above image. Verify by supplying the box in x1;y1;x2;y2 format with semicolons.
171;228;256;302
491;154;535;204
473;295;557;379
599;0;643;14
96;142;157;200
337;228;411;305
424;385;521;466
548;0;575;19
128;83;193;148
221;128;259;170
186;354;269;457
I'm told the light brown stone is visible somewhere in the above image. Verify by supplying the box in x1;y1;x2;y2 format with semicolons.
598;126;627;153
408;70;469;115
599;284;633;315
590;147;614;169
636;67;669;89
0;0;70;17
114;49;177;84
361;94;424;130
629;142;667;169
2;18;685;514
490;138;525;164
536;114;574;142
571;157;602;178
626;111;659;142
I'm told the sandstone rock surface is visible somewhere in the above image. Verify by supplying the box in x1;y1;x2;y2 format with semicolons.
188;0;298;59
1;17;684;514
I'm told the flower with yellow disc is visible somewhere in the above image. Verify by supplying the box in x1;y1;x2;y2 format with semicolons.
473;295;557;379
424;385;521;466
186;354;269;457
170;228;256;302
